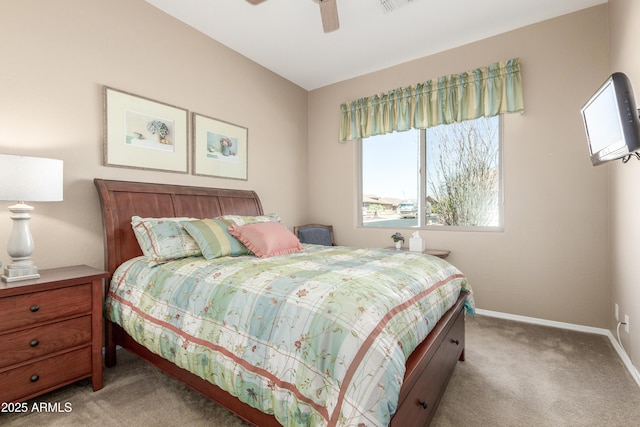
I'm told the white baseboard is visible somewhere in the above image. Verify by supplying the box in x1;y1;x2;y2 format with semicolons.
475;308;640;387
606;330;640;387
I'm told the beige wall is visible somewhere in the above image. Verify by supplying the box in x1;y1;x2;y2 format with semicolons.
609;0;640;375
308;6;611;327
0;3;618;336
0;0;308;271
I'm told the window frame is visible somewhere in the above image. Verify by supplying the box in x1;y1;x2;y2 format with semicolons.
357;116;504;232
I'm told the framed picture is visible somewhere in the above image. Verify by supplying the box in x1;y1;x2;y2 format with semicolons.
192;113;248;180
103;86;189;173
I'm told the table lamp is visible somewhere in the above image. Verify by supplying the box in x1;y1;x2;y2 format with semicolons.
0;154;63;282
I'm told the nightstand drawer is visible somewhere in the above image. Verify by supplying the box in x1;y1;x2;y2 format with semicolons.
0;346;91;403
0;284;91;332
0;316;92;368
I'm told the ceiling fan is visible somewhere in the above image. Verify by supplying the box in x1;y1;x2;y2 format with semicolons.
246;0;340;33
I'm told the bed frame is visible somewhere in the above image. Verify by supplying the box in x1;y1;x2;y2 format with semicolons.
94;178;466;426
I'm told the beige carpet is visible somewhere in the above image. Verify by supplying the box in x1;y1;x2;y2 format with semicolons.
3;315;640;426
432;315;640;426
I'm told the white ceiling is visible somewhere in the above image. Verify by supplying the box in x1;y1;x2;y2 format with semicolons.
146;0;606;91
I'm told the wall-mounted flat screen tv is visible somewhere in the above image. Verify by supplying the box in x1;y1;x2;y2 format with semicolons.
581;72;640;166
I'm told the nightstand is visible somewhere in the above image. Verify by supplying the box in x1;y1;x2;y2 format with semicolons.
385;247;451;259
0;265;108;403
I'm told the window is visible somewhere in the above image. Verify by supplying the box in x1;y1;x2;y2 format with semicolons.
361;129;420;228
359;116;502;230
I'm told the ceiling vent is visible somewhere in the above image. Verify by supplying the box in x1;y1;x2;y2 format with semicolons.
379;0;416;13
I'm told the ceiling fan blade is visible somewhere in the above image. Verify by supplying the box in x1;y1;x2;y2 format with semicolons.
319;0;339;33
246;0;266;5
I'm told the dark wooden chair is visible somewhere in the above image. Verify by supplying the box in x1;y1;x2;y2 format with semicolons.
293;224;335;246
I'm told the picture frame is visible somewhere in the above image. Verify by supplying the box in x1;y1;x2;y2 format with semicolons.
192;112;248;180
103;86;189;173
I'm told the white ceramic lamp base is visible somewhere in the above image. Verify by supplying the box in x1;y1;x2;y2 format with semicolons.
1;202;40;282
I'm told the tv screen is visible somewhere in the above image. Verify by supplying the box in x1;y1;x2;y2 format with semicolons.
581;72;640;166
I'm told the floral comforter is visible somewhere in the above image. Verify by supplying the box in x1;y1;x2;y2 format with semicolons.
105;245;474;427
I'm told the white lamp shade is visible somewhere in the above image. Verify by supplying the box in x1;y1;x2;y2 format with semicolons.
0;154;63;202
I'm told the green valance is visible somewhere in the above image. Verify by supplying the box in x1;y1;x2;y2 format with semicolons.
339;58;523;142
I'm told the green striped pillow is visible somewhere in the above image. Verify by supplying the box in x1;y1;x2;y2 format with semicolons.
181;218;249;259
219;214;281;226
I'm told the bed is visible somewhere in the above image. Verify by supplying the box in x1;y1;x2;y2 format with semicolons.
94;178;474;427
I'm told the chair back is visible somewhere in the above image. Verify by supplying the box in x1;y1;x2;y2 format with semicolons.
294;224;335;246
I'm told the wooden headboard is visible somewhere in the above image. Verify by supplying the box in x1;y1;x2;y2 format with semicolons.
94;179;264;277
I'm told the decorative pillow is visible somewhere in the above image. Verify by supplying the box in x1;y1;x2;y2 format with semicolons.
219;213;281;226
228;222;303;258
131;216;201;266
181;218;249;260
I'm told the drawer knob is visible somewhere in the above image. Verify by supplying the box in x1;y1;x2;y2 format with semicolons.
30;305;40;313
30;374;39;383
420;401;428;410
451;339;460;345
30;339;40;347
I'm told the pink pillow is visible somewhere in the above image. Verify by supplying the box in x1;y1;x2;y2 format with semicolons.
228;222;303;258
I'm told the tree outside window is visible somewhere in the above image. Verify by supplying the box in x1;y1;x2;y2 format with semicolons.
426;116;501;228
